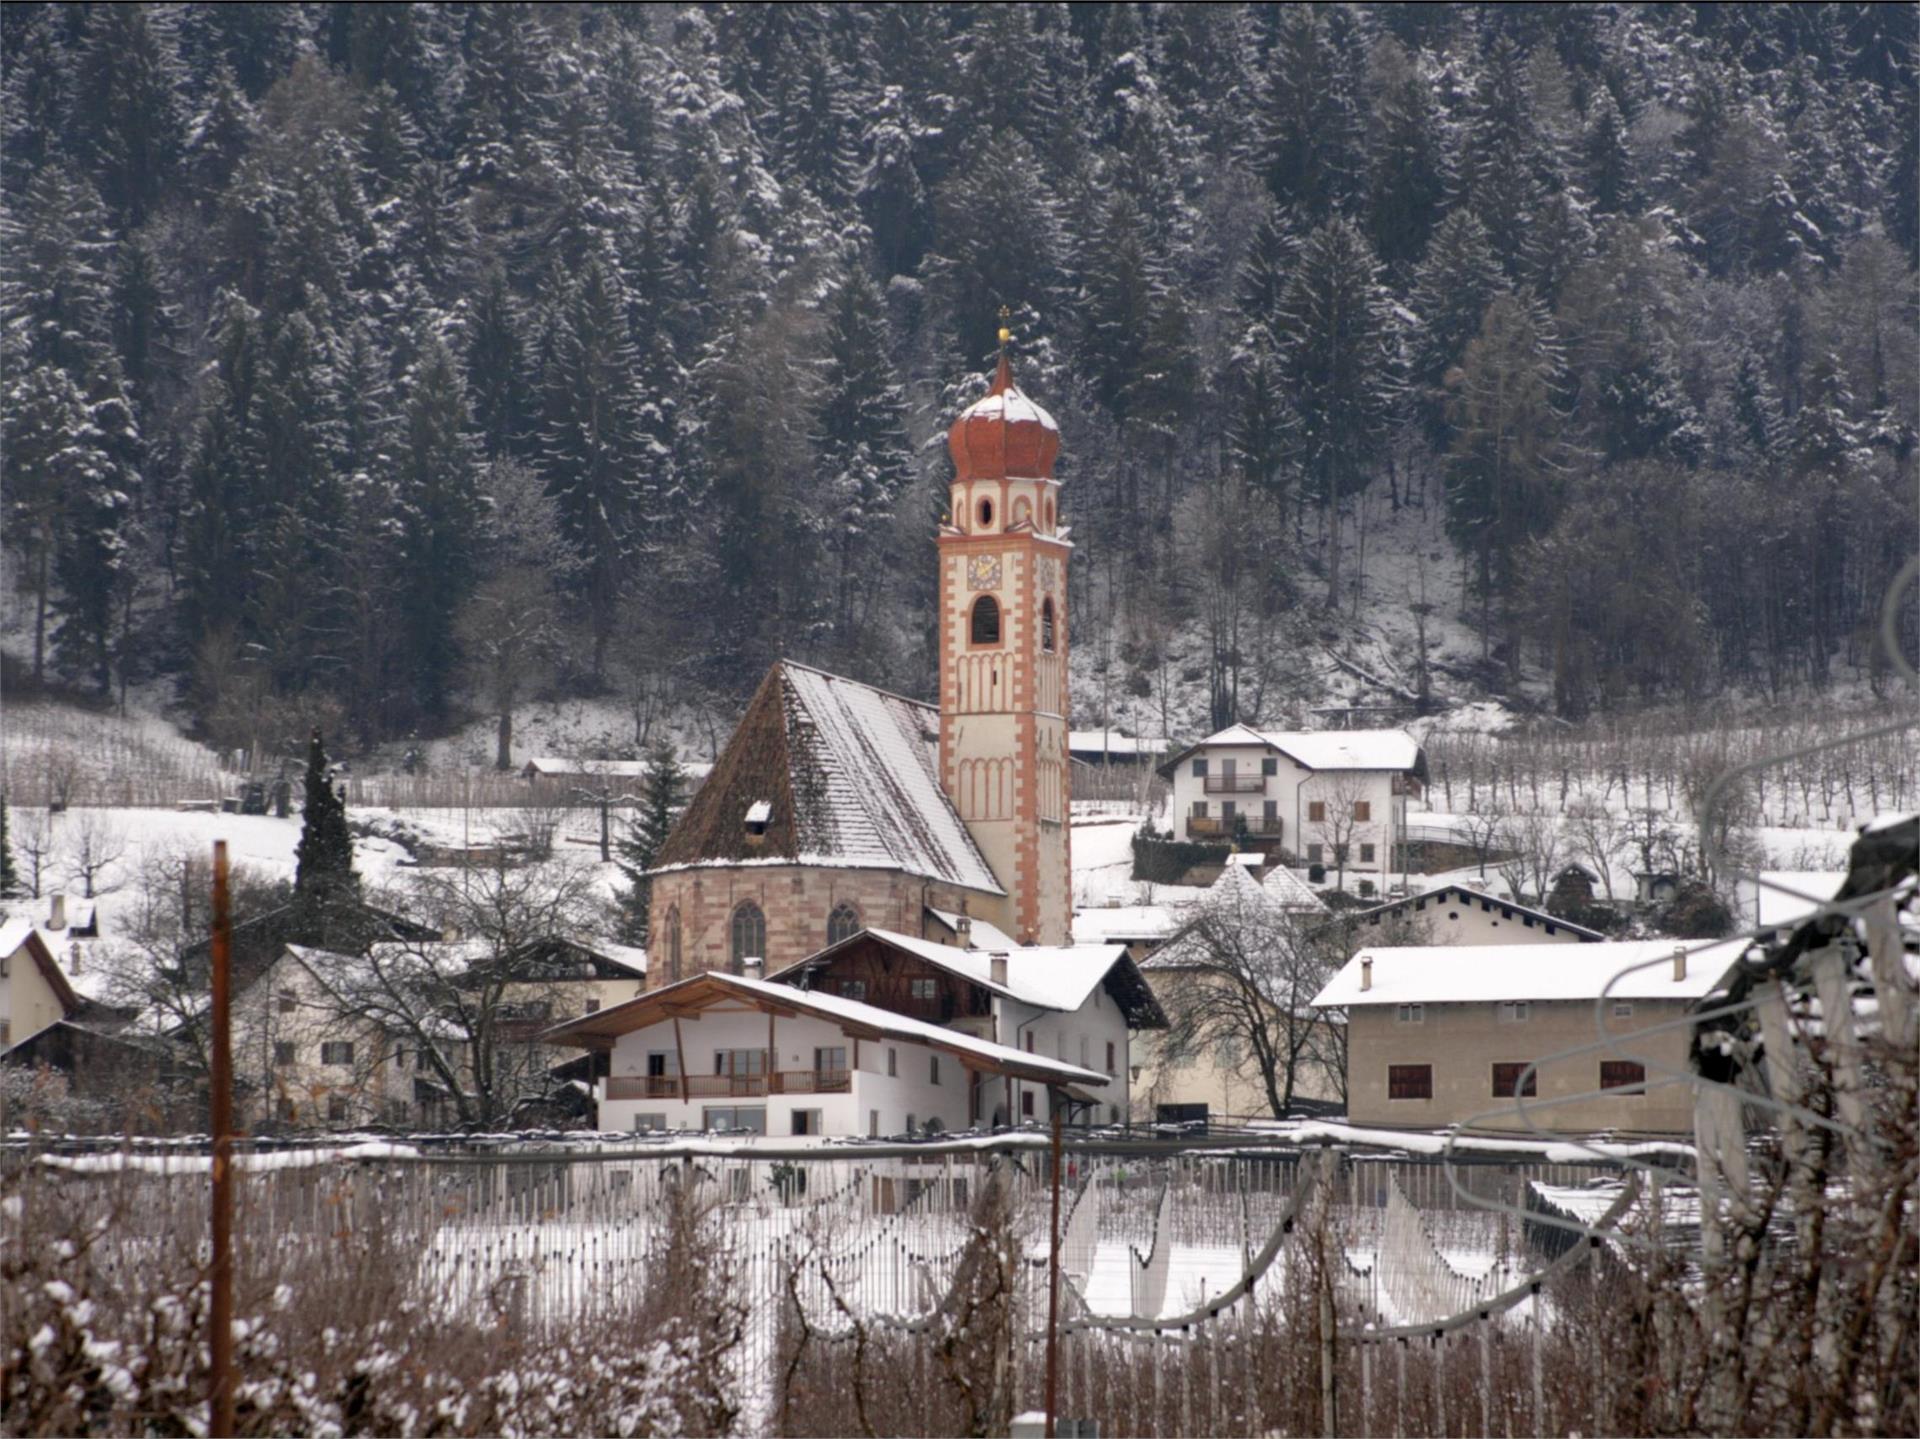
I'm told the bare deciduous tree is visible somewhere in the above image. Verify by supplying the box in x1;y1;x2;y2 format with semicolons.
1454;797;1509;879
1563;795;1627;902
13;809;55;898
1308;772;1378;892
1151;870;1349;1116
63;811;127;899
1496;807;1564;904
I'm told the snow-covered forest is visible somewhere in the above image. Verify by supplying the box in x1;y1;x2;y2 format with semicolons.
3;4;1916;752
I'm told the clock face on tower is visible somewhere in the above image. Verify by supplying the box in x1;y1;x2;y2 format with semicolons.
967;554;1002;591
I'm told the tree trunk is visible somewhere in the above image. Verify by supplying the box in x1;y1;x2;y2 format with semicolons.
496;707;513;771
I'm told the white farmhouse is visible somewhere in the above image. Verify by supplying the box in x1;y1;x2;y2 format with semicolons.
1158;726;1426;888
545;964;1115;1138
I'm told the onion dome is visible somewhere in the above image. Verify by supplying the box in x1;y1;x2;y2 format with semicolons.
947;353;1060;481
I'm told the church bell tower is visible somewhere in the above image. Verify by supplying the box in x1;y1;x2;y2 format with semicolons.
938;333;1071;945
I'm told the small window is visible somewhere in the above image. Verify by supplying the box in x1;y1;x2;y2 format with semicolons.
1360;843;1376;863
321;1041;355;1066
827;902;861;946
1307;843;1324;864
839;979;867;1000
909;977;937;1000
930;1055;941;1085
1497;1001;1531;1023
273;1041;295;1066
1260;757;1276;775
1388;1064;1433;1100
790;1109;820;1137
633;1113;668;1132
1308;800;1326;822
977;497;994;528
887;1047;898;1077
1491;1063;1537;1097
1106;1041;1116;1075
1396;1004;1424;1024
1612;1001;1634;1018
278;991;297;1014
1191;800;1209;817
1044;496;1055;528
1353;801;1371;821
1192;759;1208;777
1024;1033;1035;1053
906;1113;918;1134
1041;597;1056;653
327;1095;350;1124
970;594;1001;645
1021;1089;1035;1117
869;1109;880;1136
814;1046;846;1076
1600;1060;1647;1092
585;997;600;1013
666;906;683;983
730;902;766;972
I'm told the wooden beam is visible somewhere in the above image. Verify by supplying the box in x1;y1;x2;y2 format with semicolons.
672;1015;689;1104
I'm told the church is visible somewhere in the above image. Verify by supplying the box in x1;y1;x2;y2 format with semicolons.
645;348;1076;979
546;351;1166;1136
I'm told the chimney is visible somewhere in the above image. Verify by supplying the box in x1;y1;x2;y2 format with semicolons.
70;941;83;976
990;954;1009;987
47;893;66;931
1672;945;1687;982
743;957;764;982
956;913;974;948
1360;957;1373;993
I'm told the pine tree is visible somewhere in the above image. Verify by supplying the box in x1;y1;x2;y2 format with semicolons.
539;252;646;681
1456;34;1547;275
1224;340;1292;524
466;267;533;460
1406;210;1508;449
1445;291;1566;665
1252;6;1365;220
0;799;21;902
294;728;357;902
1278;216;1399;608
614;742;686;944
69;2;186;226
1233;207;1301;349
857;87;932;279
1366;38;1448;274
1581;84;1638;216
395;333;484;720
814;261;912;659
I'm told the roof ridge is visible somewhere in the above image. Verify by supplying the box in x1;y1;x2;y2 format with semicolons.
776;658;937;717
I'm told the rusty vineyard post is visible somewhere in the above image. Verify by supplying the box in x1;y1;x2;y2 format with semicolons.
1045;1091;1064;1438
209;840;235;1438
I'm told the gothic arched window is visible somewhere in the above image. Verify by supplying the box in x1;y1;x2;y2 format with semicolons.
1041;597;1056;653
971;595;1001;646
666;905;683;983
977;497;995;528
827;902;861;947
730;902;766;973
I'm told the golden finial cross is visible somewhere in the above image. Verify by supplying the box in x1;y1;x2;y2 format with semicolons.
997;305;1012;350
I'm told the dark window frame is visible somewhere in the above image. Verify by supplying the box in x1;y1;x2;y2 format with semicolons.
1600;1060;1647;1093
970;594;1001;645
1491;1062;1537;1098
1387;1064;1433;1100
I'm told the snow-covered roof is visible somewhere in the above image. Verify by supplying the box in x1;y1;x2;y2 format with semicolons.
779;664;1002;891
1262;867;1331;913
1345;883;1604;941
0;917;81;1014
546;971;1109;1088
1313;939;1750;1008
1163;725;1424;775
1744;871;1848;930
523;756;648;778
1071;905;1180;944
1066;731;1169;758
958;385;1058;433
925;908;1019;951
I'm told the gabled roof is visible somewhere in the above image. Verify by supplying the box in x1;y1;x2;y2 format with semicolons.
1262;866;1330;913
1158;725;1425;779
769;928;1168;1028
0;917;80;1017
924;907;1019;952
652;662;1002;894
364;936;647;981
1342;884;1606;942
542;971;1109;1088
523;756;649;779
1071;904;1180;945
1312;938;1749;1008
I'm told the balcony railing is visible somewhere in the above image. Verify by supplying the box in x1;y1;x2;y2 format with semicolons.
1202;775;1266;794
1185;816;1282;839
605;1070;852;1102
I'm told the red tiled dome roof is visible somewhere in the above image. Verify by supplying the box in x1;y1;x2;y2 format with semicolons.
947;354;1060;481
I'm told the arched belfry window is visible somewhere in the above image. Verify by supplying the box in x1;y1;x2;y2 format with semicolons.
977;497;995;529
730;902;766;973
971;595;1001;646
666;905;683;982
827;902;861;946
1041;598;1056;653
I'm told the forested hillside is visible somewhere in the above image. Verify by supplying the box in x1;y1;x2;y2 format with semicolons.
3;4;1914;757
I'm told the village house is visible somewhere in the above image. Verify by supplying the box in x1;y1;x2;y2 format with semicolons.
1313;938;1743;1135
1157;725;1427;886
0;915;81;1052
1130;864;1340;1128
1343;882;1607;946
544;968;1111;1137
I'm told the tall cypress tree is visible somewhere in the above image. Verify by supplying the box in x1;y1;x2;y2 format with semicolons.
0;797;21;902
294;728;357;902
614;742;686;945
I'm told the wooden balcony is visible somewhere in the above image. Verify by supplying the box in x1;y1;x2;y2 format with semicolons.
605;1070;852;1102
1185;816;1282;840
1203;775;1266;794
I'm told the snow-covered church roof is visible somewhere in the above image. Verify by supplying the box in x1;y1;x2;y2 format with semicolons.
650;661;1003;895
